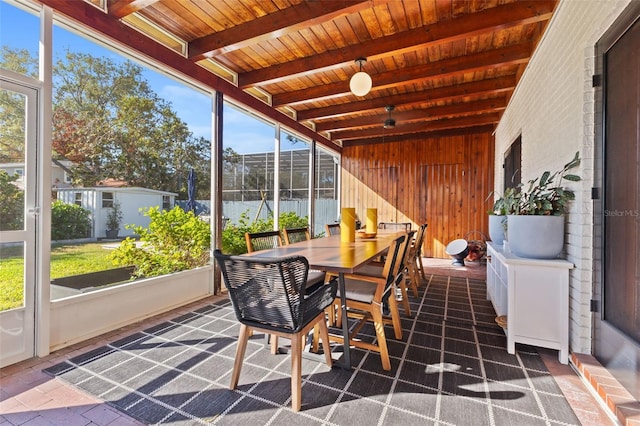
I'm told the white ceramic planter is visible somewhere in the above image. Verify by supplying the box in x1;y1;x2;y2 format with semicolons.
488;215;507;245
507;215;565;259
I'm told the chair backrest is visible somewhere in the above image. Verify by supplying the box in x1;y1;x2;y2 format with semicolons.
283;227;311;245
378;222;412;231
214;250;307;331
245;230;282;253
325;223;340;236
395;230;416;282
380;234;407;293
413;223;428;258
214;250;337;333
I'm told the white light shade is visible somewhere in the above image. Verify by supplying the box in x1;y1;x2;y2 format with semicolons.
349;71;372;97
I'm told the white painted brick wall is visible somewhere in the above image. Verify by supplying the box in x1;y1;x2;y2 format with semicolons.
494;0;631;354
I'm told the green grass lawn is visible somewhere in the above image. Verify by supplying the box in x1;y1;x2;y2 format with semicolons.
0;242;118;311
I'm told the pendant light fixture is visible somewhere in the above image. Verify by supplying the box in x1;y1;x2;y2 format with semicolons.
383;105;396;128
349;57;372;97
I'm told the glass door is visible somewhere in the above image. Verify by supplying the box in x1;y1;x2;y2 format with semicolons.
0;72;38;367
593;2;640;400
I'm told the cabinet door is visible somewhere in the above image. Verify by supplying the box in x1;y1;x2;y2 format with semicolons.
511;266;565;343
487;258;495;298
486;246;508;316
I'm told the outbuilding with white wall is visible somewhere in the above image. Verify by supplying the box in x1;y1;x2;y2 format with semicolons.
55;186;177;239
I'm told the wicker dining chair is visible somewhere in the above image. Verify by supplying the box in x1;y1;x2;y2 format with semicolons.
282;227;311;245
282;227;326;292
408;223;428;291
244;230;282;253
417;223;428;280
245;229;325;352
214;250;336;412
283;226;332;319
354;230;416;317
373;223;428;297
328;234;407;371
325;223;340;236
377;221;412;231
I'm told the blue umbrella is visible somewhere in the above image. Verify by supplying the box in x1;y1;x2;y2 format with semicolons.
186;168;197;214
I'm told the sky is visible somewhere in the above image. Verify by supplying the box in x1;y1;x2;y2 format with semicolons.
0;0;301;154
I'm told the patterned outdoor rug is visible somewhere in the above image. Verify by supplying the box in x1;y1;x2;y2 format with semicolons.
44;275;580;425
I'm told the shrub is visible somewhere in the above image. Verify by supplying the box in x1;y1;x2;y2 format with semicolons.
270;211;310;230
106;200;123;231
221;211;254;255
51;200;92;240
221;210;309;255
0;170;24;231
110;206;210;278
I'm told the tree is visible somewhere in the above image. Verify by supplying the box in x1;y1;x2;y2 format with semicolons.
0;88;25;163
0;48;38;164
52;51;209;192
223;146;240;170
0;170;24;231
170;135;211;200
0;46;38;77
1;47;211;198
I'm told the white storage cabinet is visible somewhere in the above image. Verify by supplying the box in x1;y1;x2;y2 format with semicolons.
486;242;573;364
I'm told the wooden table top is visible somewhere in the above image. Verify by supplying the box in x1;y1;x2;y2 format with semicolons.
245;231;405;274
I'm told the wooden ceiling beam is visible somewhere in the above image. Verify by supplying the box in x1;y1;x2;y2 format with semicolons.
188;1;375;61
332;113;501;141
342;124;496;147
273;43;531;106
238;1;555;88
298;76;516;121
317;97;507;132
108;0;160;19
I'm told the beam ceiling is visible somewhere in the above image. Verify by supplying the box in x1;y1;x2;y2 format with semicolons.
41;0;559;148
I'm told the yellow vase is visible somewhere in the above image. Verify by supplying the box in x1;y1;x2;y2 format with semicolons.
341;207;356;242
366;208;377;234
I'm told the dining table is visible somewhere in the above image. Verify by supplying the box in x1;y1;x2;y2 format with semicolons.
243;230;405;370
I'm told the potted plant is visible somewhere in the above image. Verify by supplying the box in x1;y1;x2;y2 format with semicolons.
487;187;518;245
106;200;123;239
507;151;581;258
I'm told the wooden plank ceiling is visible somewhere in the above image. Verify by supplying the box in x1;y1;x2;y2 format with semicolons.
67;0;558;148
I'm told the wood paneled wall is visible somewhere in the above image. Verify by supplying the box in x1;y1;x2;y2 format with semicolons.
341;132;495;258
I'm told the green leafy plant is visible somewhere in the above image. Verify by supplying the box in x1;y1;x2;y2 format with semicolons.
51;200;92;240
515;151;581;215
110;206;211;278
266;211;310;230
487;187;519;216
221;211;255;255
0;170;24;231
106;200;124;231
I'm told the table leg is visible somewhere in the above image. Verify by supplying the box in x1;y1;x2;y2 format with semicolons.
338;272;351;369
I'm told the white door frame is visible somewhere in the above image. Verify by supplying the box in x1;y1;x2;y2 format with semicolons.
0;70;40;367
